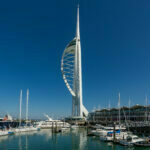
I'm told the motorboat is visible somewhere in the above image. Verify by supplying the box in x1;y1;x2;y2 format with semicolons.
134;141;150;147
0;130;12;136
119;134;144;146
100;130;126;142
87;129;102;136
100;133;113;142
91;124;126;137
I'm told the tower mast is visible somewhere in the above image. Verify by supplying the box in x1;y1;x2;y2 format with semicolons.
76;5;80;39
76;5;83;117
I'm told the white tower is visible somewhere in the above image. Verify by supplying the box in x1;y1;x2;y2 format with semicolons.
61;6;88;117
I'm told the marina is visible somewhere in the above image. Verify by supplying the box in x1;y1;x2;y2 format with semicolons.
1;113;150;149
0;128;149;150
0;0;150;149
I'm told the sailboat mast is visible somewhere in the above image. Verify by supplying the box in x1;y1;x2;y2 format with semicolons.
108;100;110;121
19;89;22;127
118;93;121;125
128;97;131;121
108;100;110;110
146;95;148;122
26;89;29;125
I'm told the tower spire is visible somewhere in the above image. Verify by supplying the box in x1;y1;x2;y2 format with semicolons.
76;5;80;39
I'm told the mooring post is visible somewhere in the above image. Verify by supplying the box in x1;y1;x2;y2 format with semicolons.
113;122;116;142
52;121;54;132
63;119;65;127
56;121;58;132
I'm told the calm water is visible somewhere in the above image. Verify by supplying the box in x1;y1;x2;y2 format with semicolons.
0;129;149;150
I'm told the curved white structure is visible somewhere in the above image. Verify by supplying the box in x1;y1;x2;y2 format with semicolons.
61;6;88;117
43;114;53;121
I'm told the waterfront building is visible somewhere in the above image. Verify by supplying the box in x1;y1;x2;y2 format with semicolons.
88;104;150;124
61;6;88;119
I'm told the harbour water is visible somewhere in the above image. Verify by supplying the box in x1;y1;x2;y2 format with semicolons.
0;128;149;150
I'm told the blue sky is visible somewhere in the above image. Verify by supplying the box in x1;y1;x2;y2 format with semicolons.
0;0;150;119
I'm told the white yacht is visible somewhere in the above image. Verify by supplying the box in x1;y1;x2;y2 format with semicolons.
119;134;144;146
0;130;14;136
92;124;126;137
15;126;39;133
36;114;70;129
15;127;28;133
100;130;129;142
100;133;113;142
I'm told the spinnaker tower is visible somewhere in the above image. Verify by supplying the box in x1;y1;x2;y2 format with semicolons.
61;6;88;118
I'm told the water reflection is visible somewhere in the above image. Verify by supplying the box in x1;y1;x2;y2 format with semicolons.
26;135;28;150
15;131;37;136
18;133;29;150
71;128;87;150
40;129;53;141
0;135;9;142
18;135;22;150
79;129;87;150
0;128;147;150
